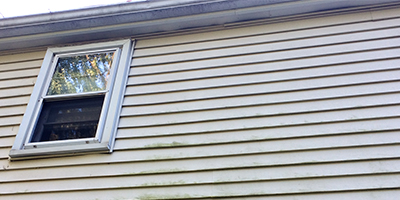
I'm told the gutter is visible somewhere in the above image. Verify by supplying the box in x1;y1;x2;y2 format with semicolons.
1;0;400;53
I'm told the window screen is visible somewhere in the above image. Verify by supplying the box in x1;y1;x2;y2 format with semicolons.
31;96;105;142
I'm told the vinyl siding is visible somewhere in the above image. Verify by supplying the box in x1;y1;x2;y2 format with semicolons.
1;7;400;200
0;52;44;162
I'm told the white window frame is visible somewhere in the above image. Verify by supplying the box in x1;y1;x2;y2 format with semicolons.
9;39;133;160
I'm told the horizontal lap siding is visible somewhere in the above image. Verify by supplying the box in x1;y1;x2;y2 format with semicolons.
0;52;44;164
2;9;400;200
122;9;400;200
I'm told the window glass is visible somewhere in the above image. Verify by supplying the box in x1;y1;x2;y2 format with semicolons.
47;52;115;95
31;96;105;142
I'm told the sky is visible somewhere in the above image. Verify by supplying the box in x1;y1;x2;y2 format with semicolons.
0;0;146;18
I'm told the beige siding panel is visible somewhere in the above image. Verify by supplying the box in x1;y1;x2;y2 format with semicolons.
0;126;19;137
0;60;43;72
210;174;400;197
0;96;30;108
0;136;14;148
114;131;400;156
130;46;400;76
0;86;34;99
372;6;400;20
0;68;39;81
0;51;41;171
134;9;383;48
116;118;400;148
0;104;28;119
122;96;397;124
0;147;10;159
120;94;400;127
206;190;400;200
112;134;400;168
0;51;45;64
132;37;400;67
124;71;400;105
0;116;24;127
120;106;400;136
126;65;400;95
5;141;400;171
128;57;400;85
0;77;36;89
136;7;400;49
1;173;400;199
0;105;26;117
0;142;399;183
3;119;398;179
118;105;399;136
122;82;400;115
116;130;400;163
135;25;400;58
134;18;400;57
1;156;398;185
2;157;400;194
135;7;400;49
0;188;399;200
1;145;399;199
133;33;400;67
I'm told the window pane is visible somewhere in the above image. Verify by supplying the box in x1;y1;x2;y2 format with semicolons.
30;96;104;142
47;51;115;95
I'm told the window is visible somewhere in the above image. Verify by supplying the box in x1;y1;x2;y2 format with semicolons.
9;40;133;160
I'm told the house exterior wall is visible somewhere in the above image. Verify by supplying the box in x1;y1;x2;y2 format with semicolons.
1;6;400;200
0;51;45;159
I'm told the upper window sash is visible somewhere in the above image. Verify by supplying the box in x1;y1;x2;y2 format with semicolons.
44;48;119;97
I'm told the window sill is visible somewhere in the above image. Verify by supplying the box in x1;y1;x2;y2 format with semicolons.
9;142;110;161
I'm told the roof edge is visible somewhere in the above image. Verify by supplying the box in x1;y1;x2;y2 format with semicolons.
1;0;400;53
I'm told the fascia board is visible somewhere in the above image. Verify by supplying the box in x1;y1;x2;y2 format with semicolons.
1;0;400;52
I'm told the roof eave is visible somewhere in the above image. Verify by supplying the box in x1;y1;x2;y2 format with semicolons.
1;0;400;53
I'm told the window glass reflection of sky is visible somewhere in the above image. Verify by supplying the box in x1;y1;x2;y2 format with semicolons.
47;52;115;95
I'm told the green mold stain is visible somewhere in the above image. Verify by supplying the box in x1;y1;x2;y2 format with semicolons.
144;141;188;148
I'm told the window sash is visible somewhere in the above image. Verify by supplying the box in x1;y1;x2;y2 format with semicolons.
30;95;105;143
45;49;117;96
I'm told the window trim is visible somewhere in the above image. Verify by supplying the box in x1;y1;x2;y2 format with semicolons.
9;39;133;160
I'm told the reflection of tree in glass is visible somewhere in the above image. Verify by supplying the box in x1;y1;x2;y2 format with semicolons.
47;52;115;95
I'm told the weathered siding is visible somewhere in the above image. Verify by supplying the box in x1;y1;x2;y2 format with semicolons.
0;52;44;162
1;7;400;200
